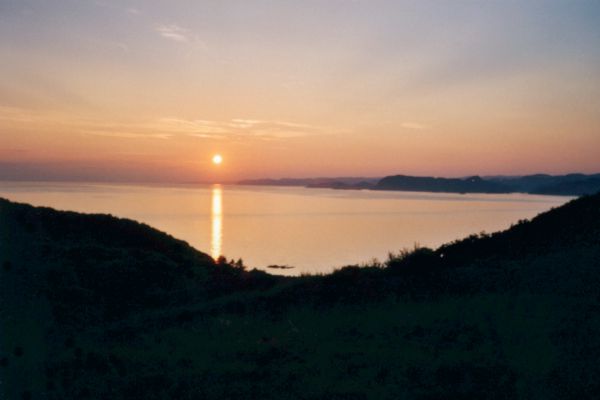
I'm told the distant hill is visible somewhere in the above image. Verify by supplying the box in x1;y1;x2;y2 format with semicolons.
488;173;600;195
2;193;600;399
238;176;380;188
376;173;600;195
375;174;511;193
529;176;600;196
239;173;600;196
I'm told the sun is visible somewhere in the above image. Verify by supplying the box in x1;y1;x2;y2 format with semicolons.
212;154;223;165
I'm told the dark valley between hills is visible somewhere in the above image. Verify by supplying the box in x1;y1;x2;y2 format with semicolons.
2;192;600;399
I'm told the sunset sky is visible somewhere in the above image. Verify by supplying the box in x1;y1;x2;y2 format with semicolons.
1;0;599;182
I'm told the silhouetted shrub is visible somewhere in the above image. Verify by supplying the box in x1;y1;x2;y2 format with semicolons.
78;387;91;398
386;247;441;273
176;310;194;323
2;260;11;271
320;391;367;400
319;265;385;302
216;256;228;265
108;354;127;377
177;357;193;369
85;352;110;374
433;362;517;399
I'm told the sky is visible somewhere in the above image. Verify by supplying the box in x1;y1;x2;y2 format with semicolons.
1;0;599;182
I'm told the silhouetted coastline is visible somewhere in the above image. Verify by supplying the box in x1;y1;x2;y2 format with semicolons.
239;173;600;196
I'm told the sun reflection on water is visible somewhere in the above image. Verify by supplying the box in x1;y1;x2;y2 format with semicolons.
210;185;222;260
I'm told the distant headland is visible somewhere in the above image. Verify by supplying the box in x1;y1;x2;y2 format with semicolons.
238;173;600;196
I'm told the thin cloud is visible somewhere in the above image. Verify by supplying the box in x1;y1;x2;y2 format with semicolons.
94;1;141;16
84;131;173;140
115;42;129;52
227;119;325;136
0;108;329;142
0;106;37;123
155;24;209;52
156;24;190;42
188;133;226;140
230;119;262;128
159;117;327;139
0;147;28;154
401;122;429;131
158;118;230;134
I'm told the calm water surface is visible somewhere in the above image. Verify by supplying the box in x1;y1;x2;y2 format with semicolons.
0;182;571;275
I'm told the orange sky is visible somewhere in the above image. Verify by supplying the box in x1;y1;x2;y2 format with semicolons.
1;1;599;182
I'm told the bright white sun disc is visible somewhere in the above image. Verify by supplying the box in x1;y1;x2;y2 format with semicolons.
212;154;223;165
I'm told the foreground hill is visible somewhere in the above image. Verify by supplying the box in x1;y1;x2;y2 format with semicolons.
1;194;600;399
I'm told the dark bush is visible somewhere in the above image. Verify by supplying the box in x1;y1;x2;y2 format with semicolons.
386;247;441;273
65;337;75;348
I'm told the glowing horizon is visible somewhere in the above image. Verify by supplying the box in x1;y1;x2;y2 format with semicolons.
1;1;599;183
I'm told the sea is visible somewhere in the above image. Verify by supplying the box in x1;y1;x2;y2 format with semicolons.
0;181;571;275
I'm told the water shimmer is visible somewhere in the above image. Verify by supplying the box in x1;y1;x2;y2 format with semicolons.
0;182;570;275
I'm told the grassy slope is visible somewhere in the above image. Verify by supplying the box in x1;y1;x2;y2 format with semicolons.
1;194;600;399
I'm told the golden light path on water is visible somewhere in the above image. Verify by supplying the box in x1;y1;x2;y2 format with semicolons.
210;185;223;260
0;182;572;275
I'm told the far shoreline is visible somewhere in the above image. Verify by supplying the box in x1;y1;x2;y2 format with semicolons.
0;179;577;199
237;172;600;197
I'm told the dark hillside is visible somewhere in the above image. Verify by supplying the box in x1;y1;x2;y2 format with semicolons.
489;173;600;195
531;177;600;196
2;194;600;399
375;175;512;193
437;191;600;265
0;198;279;324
